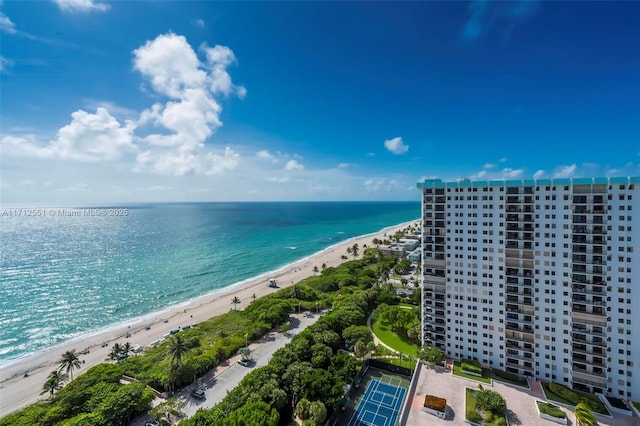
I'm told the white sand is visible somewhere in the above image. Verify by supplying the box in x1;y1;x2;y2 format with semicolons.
0;220;419;417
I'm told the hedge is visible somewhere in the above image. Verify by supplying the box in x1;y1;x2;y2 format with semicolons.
537;401;566;419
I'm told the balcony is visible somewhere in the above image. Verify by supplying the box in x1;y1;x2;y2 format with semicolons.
506;360;534;371
572;326;606;338
572;296;606;307
506;323;534;334
505;332;534;343
572;374;607;388
572;366;606;378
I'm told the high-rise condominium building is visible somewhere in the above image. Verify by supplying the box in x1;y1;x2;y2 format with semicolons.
417;176;639;400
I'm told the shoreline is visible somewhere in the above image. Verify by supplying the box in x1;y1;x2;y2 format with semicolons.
0;219;419;417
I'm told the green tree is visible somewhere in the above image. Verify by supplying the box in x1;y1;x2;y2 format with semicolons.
313;266;319;274
58;349;82;381
574;402;597;426
296;398;312;420
108;343;122;361
419;345;445;367
342;325;373;349
150;397;186;425
166;334;189;367
251;293;257;302
352;243;359;258
231;296;241;310
308;401;327;426
40;370;68;398
222;401;279;426
476;389;507;415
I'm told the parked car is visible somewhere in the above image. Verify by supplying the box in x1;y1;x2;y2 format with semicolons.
144;421;160;426
238;359;251;367
190;388;206;400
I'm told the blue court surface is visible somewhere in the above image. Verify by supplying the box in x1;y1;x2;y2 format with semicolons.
348;379;407;426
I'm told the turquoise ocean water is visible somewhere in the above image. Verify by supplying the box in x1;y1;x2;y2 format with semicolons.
0;202;419;365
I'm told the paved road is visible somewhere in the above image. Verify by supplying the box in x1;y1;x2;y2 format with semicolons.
131;311;324;424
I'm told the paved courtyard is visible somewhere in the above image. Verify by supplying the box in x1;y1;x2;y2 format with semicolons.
405;364;640;426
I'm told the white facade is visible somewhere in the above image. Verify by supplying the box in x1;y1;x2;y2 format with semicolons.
417;176;640;400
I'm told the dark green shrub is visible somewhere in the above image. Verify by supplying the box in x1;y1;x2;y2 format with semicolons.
466;410;482;423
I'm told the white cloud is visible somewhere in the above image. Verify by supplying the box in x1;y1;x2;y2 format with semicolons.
285;159;304;171
384;137;409;155
194;19;205;28
533;169;545;179
2;108;136;161
83;99;138;118
257;150;277;162
501;168;523;178
266;176;290;183
131;33;245;175
499;157;508;163
483;163;496;169
366;152;375;157
0;12;15;33
0;55;13;72
553;164;577;178
364;178;402;193
136;146;240;176
338;163;349;169
52;0;110;12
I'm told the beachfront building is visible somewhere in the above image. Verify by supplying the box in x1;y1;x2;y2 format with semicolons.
417;176;640;401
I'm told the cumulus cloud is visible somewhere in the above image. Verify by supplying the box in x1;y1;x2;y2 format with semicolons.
131;33;245;175
52;0;110;12
257;150;277;162
285;159;304;171
136;146;239;176
384;137;409;155
194;19;205;28
502;168;523;178
533;169;545;179
2;108;136;161
483;163;496;169
553;164;577;178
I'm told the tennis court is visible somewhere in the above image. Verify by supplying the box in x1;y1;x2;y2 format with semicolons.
347;377;407;426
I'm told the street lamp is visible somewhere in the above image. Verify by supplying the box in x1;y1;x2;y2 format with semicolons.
244;333;248;348
315;302;319;314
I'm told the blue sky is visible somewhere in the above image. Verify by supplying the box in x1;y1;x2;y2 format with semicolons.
1;0;639;205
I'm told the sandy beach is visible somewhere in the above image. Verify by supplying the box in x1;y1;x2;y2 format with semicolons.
0;220;418;418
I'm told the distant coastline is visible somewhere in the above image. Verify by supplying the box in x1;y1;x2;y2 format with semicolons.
0;201;419;365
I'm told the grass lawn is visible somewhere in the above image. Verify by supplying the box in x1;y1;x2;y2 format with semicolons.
487;369;529;388
634;401;640;411
453;361;492;384
540;382;609;415
537;401;566;419
371;316;419;357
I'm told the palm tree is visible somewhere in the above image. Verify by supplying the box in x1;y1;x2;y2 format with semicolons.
352;243;359;258
122;342;132;356
231;296;241;310
40;370;68;398
346;247;353;258
166;334;189;367
58;349;81;381
313;266;319;274
108;343;123;360
251;293;257;302
321;263;327;271
574;402;597;426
